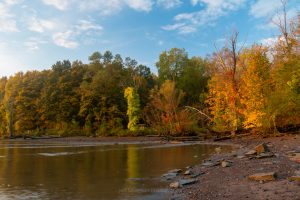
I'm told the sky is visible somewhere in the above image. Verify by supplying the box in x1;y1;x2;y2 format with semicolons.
0;0;299;77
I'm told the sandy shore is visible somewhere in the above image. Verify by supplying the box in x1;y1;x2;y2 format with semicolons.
170;134;300;200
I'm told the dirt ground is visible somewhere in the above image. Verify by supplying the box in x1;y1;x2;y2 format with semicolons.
170;134;300;200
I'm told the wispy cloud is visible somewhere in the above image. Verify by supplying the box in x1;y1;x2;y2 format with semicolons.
0;1;19;32
52;20;103;49
125;0;153;12
24;37;48;51
249;0;281;19
78;0;124;15
162;0;246;34
75;20;103;31
42;0;71;11
28;16;56;33
53;31;78;49
157;0;182;9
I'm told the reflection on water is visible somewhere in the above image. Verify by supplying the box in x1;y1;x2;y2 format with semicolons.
0;141;230;200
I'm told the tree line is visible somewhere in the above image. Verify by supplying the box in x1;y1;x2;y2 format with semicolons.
0;13;299;138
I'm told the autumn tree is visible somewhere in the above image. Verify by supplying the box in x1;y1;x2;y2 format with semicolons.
239;45;271;131
124;87;141;131
144;80;197;136
207;31;243;134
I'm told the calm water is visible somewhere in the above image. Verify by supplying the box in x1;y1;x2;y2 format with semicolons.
0;141;229;200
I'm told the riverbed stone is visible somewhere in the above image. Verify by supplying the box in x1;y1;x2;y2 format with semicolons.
221;161;231;168
256;152;275;159
170;181;181;188
237;155;246;159
215;147;222;153
248;172;276;181
245;150;257;156
184;170;192;175
202;161;218;167
162;172;178;180
179;178;197;186
255;143;270;154
169;169;182;173
190;172;205;178
288;153;300;163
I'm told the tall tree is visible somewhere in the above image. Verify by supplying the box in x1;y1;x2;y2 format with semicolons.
124;87;141;131
239;45;271;131
207;31;243;134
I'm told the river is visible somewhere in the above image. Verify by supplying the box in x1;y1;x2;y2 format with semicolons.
0;141;230;200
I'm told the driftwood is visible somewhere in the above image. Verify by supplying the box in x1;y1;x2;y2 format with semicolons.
23;135;62;140
213;136;232;142
163;136;204;142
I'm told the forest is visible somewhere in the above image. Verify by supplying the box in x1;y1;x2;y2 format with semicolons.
0;13;299;138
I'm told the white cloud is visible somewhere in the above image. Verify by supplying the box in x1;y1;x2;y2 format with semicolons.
53;31;78;49
24;37;48;51
125;0;153;12
75;20;103;31
79;0;155;15
42;0;71;11
0;2;19;32
163;0;246;34
24;41;39;51
191;0;199;6
162;23;196;34
28;17;56;33
79;0;124;15
157;0;182;9
250;0;282;19
260;37;278;47
4;0;22;5
52;20;103;49
251;1;300;30
162;23;185;31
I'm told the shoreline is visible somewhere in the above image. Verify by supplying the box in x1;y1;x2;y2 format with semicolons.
2;135;300;199
170;134;300;200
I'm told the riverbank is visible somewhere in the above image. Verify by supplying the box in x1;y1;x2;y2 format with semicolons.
170;134;300;200
2;134;300;199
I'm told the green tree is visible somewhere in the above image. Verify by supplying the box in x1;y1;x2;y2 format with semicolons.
156;48;188;83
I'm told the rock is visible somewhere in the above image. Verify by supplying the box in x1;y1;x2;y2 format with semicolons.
248;172;276;181
288;153;300;164
170;179;197;188
162;172;178;180
256;152;275;159
190;172;205;178
215;147;222;153
245;150;257;156
255;143;270;154
237;155;246;159
169;169;182;174
221;161;231;168
179;178;197;186
184;170;192;175
202;161;218;167
170;181;181;188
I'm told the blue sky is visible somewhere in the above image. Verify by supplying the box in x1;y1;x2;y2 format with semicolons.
0;0;299;76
